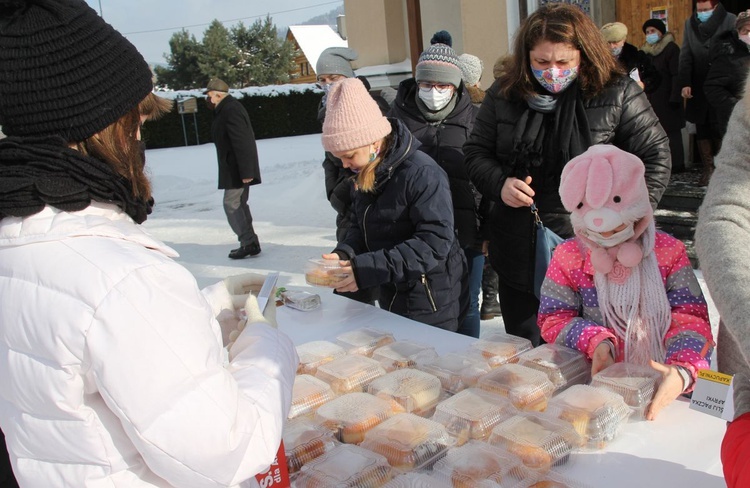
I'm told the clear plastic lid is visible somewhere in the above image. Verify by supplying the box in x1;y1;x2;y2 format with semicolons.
488;412;583;472
282;418;338;475
419;351;492;394
294;444;394;487
590;362;661;419
305;258;347;287
335;327;396;357
289;374;337;420
432;440;527;488
383;472;452;488
526;470;594;488
296;340;347;376
477;364;556;412
367;369;442;416
314;354;387;394
314;392;404;444
470;332;534;368
372;341;438;372
517;344;591;393
546;384;632;449
360;413;456;472
431;387;517;443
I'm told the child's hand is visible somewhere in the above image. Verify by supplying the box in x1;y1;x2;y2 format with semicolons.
646;360;684;420
591;341;615;375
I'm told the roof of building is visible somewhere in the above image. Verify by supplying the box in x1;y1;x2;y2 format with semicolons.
287;25;347;73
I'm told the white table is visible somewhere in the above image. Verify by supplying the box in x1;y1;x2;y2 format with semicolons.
277;291;727;488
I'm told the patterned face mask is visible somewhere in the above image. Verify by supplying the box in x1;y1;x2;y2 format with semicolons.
531;65;579;94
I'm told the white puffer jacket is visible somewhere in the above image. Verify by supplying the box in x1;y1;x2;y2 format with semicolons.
0;203;298;487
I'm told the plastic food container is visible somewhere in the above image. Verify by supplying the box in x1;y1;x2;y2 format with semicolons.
314;392;404;444
488;412;583;472
517;344;591;393
296;340;347;376
383;472;452;487
372;341;438;372
590;362;661;420
526;470;594;488
294;444;394;487
431;440;527;488
283;418;338;476
335;327;396;357
288;374;336;419
477;364;556;412
470;332;534;368
431;387;517;444
305;258;348;287
367;369;443;417
315;354;387;394
419;351;492;394
281;290;321;311
545;384;632;449
360;413;456;472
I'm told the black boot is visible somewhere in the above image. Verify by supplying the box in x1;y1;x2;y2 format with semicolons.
480;263;502;320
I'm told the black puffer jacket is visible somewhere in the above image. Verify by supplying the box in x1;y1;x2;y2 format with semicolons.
464;75;671;293
334;119;468;331
704;30;750;138
388;78;483;250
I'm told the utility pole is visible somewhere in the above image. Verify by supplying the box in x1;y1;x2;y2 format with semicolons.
97;0;103;18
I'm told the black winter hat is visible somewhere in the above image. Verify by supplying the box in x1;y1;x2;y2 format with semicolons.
642;18;667;35
0;0;153;141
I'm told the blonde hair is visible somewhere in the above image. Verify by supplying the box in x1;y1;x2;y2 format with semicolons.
356;134;393;193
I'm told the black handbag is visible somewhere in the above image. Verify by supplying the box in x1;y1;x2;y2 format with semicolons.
532;203;564;299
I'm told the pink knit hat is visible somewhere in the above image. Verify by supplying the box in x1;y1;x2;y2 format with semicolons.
322;78;392;152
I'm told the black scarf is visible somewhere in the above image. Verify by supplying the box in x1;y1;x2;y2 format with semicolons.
509;81;592;179
0;136;152;224
690;3;728;42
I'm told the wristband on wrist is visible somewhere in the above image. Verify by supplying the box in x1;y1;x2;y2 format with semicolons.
675;365;693;392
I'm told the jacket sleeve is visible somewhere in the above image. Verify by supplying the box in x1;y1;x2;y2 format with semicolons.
704;47;738;136
538;242;617;359
85;262;297;487
226;103;261;183
322;152;354;215
678;24;694;88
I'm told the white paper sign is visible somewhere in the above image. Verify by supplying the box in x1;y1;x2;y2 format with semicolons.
689;370;733;419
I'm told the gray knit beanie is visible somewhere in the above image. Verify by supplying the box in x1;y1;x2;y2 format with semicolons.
415;43;462;87
315;47;358;78
459;53;484;86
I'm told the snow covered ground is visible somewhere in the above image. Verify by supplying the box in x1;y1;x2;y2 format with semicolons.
142;135;719;339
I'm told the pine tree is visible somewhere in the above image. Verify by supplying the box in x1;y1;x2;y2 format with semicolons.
198;20;240;87
231;16;295;86
155;30;206;90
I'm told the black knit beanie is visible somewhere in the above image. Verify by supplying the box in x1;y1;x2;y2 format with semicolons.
0;0;153;141
642;18;667;35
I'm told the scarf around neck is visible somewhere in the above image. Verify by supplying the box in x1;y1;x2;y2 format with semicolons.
690;3;728;42
415;91;458;123
0;136;152;224
640;32;676;57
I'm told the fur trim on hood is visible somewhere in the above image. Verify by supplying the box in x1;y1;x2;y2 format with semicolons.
640;32;675;56
467;85;485;105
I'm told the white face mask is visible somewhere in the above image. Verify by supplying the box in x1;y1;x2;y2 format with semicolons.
418;87;453;111
585;222;636;248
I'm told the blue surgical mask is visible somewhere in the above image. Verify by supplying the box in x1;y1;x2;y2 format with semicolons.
645;33;660;45
610;46;623;56
697;9;714;23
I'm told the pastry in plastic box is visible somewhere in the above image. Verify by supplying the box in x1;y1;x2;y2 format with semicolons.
314;354;387;394
360;413;456;472
545;384;631;449
288;374;336;419
527;470;593;488
590;362;661;420
431;387;516;444
335;327;396;357
296;340;346;376
282;418;338;476
280;289;321;311
470;332;533;368
517;344;590;393
432;440;526;488
294;443;394;487
305;258;348;287
372;341;438;372
383;472;452;487
487;412;582;472
419;351;492;394
477;364;555;412
367;369;442;416
314;392;404;444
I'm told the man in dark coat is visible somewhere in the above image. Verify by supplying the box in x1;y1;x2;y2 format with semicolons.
600;22;658;92
205;79;262;259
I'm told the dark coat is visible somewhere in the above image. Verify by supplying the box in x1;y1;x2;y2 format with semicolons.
618;42;659;93
704;30;750;138
388;78;484;250
334;119;468;331
211;95;261;189
464;75;671;293
641;33;685;133
678;4;737;124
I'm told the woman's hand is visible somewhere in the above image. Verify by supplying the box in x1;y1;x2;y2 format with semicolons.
591;341;615;375
481;240;489;257
646;360;685;421
501;176;534;208
331;264;358;293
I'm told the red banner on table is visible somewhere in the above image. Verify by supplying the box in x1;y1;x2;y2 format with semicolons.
253;441;290;488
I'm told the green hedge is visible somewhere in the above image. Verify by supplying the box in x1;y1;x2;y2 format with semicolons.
141;87;323;149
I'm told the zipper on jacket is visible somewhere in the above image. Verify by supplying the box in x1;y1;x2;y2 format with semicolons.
388;285;398;311
363;204;372;251
421;274;438;312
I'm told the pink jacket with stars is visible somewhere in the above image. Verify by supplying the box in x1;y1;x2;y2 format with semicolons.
538;232;713;386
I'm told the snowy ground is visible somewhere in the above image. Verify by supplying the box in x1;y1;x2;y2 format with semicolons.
143;135;719;339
